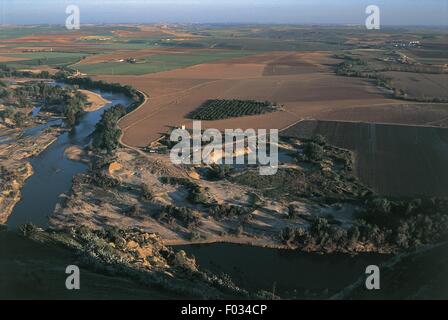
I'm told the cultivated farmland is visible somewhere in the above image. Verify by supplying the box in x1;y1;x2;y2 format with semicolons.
76;50;256;75
281;120;448;197
98;51;404;147
187;99;278;120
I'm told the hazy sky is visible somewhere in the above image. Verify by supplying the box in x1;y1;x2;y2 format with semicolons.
0;0;447;26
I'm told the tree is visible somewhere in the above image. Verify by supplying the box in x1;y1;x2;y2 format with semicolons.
64;102;82;127
304;142;325;162
141;184;154;200
0;107;14;121
370;198;391;214
313;134;327;146
234;225;244;237
288;204;298;219
13;111;27;127
348;226;360;246
92;104;127;152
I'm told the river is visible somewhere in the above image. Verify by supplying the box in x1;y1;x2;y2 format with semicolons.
7;89;131;228
5;87;389;298
178;243;389;298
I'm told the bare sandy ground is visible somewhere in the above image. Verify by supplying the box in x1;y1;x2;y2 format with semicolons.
79;89;111;112
50;148;312;249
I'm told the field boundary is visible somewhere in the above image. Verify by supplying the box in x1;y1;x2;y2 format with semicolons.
117;89;150;153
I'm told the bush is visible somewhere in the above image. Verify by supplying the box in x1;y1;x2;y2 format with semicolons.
304;142;325;162
13;112;27;127
313;134;327;146
287;205;298;219
205;164;233;180
141;184;154;200
160;177;211;205
209;204;251;220
159;205;201;229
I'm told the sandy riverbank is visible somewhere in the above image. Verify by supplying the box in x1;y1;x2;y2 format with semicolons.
79;89;111;112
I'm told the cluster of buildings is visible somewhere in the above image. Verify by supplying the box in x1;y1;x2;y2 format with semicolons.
390;40;422;48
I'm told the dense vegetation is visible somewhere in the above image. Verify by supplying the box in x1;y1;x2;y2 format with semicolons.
92;104;127;152
0;64;51;79
209;204;252;220
187;99;278;120
231;137;368;202
204;164;234;181
61;75;144;111
0;80;88;127
157;205;201;229
83;171;120;189
282;197;448;253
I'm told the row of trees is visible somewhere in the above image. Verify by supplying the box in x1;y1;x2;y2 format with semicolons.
62;76;143;109
0;64;51;79
188;99;277;120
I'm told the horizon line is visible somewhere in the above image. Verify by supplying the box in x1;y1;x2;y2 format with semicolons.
1;22;447;28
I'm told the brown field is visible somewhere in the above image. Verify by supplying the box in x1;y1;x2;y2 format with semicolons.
315;102;448;127
76;47;214;66
282;120;448;197
112;25;201;39
97;51;408;147
0;56;28;62
0;32;87;44
382;71;448;99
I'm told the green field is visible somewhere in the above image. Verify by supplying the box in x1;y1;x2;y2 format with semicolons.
76;50;256;75
160;36;350;51
0;26;67;40
0;25;138;40
3;52;90;68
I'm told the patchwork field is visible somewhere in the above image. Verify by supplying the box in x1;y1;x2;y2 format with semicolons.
96;51;408;147
1;52;90;69
281;120;448;197
2;24;447;149
77;50;256;75
2;23;448;300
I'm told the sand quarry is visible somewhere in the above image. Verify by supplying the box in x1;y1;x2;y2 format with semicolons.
94;51;421;148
